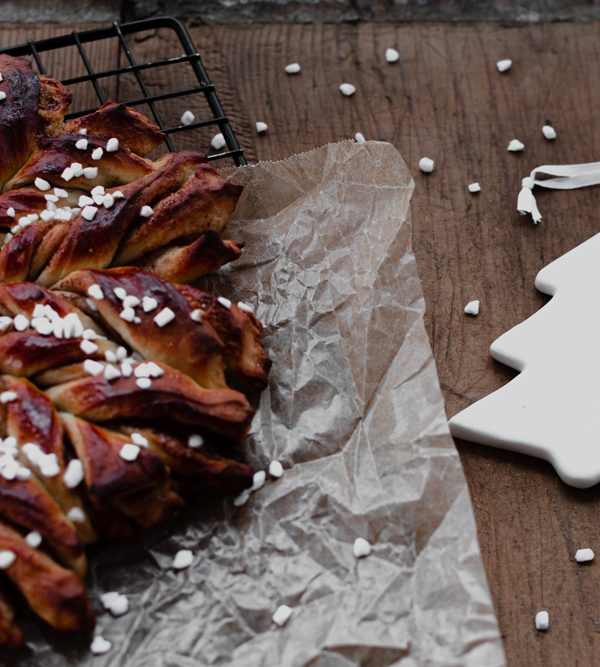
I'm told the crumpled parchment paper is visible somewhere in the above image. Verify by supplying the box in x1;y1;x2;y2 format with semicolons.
14;141;505;667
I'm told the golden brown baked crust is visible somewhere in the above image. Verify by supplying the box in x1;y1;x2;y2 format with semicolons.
114;162;243;264
5;134;155;193
117;424;254;495
55;267;228;388
47;363;253;444
37;151;208;286
135;232;244;284
0;57;74;190
0;521;94;633
0;56;40;189
0;333;113;380
0;472;86;576
176;282;271;391
63;101;164;156
1;376;96;547
60;414;185;528
0;188;49;231
37;75;73;143
0;221;51;283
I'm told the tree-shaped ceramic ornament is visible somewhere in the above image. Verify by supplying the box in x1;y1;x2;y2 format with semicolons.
449;232;600;488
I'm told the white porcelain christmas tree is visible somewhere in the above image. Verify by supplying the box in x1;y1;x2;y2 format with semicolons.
449;232;600;488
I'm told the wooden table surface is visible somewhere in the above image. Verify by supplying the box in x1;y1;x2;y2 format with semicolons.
3;19;600;666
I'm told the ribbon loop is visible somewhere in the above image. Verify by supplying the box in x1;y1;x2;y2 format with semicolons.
517;161;600;223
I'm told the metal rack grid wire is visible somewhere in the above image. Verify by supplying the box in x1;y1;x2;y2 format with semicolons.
0;16;246;166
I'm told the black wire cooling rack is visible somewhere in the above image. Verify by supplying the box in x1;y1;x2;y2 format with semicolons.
0;16;246;166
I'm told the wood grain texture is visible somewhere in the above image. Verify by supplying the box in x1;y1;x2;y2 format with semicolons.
192;22;600;667
1;20;600;665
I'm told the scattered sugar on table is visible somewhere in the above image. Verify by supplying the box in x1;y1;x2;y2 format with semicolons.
535;610;549;631
418;157;434;173
210;132;226;151
507;139;525;152
464;300;480;316
339;83;356;96
575;548;594;563
385;48;400;63
496;59;512;72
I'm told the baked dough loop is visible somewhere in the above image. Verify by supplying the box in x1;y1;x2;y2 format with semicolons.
0;520;94;633
63;101;164;156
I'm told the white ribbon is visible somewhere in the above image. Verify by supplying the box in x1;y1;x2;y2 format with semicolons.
517;161;600;224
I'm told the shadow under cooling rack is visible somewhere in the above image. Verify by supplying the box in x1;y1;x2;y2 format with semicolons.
0;16;246;166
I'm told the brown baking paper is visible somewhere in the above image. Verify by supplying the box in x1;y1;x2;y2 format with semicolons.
11;141;505;666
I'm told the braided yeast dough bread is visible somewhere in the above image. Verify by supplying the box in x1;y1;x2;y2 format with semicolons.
0;56;270;648
0;57;243;286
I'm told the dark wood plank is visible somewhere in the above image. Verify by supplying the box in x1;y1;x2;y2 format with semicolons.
191;22;600;667
1;20;600;665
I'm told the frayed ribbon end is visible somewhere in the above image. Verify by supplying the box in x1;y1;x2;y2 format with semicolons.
517;177;542;224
